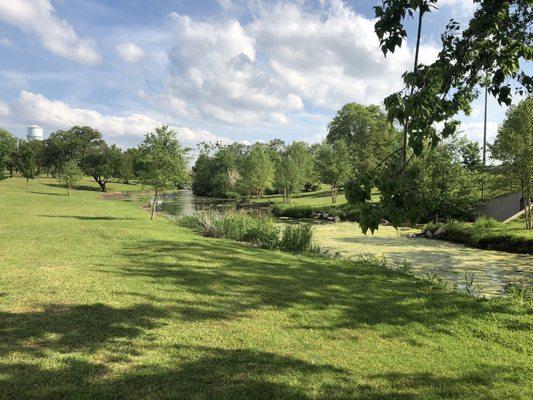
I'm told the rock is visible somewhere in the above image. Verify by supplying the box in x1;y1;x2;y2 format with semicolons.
407;233;418;238
380;218;390;225
322;213;330;218
425;230;434;238
434;226;447;236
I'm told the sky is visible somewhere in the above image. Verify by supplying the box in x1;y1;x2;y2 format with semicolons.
0;0;529;150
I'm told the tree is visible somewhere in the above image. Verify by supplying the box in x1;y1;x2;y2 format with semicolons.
61;161;83;196
42;126;104;177
15;140;40;191
238;144;275;198
0;128;17;180
327;103;400;175
81;143;123;192
191;142;245;198
274;141;312;202
490;96;532;229
348;0;532;233
460;138;482;169
375;0;531;159
314;140;352;203
137;126;190;220
346;137;482;233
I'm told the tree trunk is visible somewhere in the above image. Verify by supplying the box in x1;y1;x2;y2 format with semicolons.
331;185;337;203
151;189;158;220
68;184;71;197
26;178;29;192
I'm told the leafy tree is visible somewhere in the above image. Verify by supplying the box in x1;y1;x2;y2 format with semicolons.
274;142;313;202
460;139;482;169
137;126;190;220
42;126;104;177
327;103;400;175
15;140;40;191
238;144;275;198
81;143;123;192
375;0;531;159
60;160;83;196
191;142;245;198
347;137;482;233
314;140;352;203
0;128;17;180
490;96;532;229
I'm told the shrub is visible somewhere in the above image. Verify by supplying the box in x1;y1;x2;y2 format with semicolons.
474;216;502;229
280;223;315;252
177;211;282;250
272;203;359;221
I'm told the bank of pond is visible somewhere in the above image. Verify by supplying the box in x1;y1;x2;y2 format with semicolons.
156;190;532;299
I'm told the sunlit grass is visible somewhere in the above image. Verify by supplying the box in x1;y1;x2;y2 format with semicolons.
0;177;531;399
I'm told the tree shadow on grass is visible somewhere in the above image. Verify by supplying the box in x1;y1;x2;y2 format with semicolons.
112;238;526;339
29;191;65;196
0;303;169;358
39;214;136;221
0;345;527;399
42;182;104;192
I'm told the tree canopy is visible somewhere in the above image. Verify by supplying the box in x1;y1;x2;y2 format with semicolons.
137;126;190;220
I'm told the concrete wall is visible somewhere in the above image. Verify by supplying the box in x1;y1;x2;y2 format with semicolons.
478;192;523;222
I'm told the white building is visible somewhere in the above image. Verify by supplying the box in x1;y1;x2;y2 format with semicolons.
27;125;44;141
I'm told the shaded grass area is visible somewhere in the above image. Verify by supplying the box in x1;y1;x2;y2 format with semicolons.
0;177;532;399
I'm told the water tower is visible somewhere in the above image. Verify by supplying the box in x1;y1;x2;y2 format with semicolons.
27;125;43;141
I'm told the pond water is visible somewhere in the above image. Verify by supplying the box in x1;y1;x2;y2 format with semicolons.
157;190;270;218
158;191;532;298
314;223;532;298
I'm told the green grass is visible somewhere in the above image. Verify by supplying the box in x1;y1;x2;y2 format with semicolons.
1;177;532;399
427;218;533;254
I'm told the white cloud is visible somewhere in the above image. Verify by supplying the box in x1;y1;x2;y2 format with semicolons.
458;120;499;145
0;100;10;117
116;42;144;63
156;1;439;127
0;37;11;46
165;12;303;125
0;0;101;65
12;90;231;146
438;0;477;17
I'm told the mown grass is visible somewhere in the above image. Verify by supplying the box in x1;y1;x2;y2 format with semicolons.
0;176;532;399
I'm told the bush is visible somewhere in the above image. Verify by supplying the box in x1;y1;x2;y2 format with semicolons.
432;221;533;254
177;212;282;250
272;203;359;221
280;223;315;252
474;216;502;229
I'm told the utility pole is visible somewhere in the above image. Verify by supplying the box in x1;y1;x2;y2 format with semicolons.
481;84;488;200
402;0;424;173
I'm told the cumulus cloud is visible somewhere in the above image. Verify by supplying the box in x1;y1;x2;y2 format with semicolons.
158;1;439;127
0;0;101;65
0;100;10;117
12;91;231;146
165;12;303;125
116;42;144;63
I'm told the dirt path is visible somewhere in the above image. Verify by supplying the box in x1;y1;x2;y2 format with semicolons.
314;222;532;297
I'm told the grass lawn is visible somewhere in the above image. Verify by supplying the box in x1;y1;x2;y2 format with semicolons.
0;177;532;399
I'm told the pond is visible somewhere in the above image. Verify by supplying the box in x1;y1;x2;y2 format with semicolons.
158;191;532;298
156;190;270;218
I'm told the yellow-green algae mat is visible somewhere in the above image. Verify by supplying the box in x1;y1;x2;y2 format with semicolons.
314;222;532;297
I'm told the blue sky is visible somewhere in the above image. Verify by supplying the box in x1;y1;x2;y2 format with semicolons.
0;0;528;149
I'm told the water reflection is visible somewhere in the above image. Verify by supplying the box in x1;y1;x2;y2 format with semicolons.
157;190;270;218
